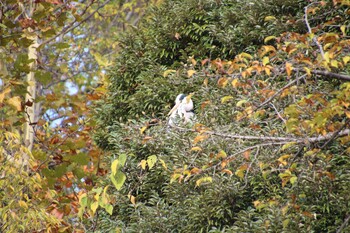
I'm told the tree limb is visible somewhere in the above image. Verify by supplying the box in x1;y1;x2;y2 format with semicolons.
169;125;350;144
304;3;325;60
337;214;350;233
311;70;350;82
41;0;111;46
256;74;307;109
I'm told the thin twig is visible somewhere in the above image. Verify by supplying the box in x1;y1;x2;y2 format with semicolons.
256;74;307;109
41;0;111;46
337;214;350;233
270;103;287;124
304;3;325;60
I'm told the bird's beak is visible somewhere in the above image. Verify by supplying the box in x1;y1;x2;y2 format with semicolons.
185;93;194;103
168;102;180;116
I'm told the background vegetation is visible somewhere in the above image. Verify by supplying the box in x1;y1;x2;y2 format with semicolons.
1;0;350;232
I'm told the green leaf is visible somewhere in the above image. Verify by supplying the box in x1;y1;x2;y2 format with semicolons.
110;170;126;190
119;153;127;167
55;42;70;49
91;201;99;214
69;153;89;165
147;155;157;169
290;176;297;185
79;193;88;208
104;204;113;215
35;70;52;85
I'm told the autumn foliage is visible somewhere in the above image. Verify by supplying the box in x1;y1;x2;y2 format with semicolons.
1;0;350;232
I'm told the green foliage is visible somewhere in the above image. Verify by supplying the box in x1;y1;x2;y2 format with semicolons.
94;0;308;144
92;0;350;232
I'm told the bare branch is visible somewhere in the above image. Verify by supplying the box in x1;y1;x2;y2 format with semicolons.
337;214;350;233
169;125;350;144
270;103;286;124
304;3;325;60
256;74;307;109
41;0;112;46
311;70;350;82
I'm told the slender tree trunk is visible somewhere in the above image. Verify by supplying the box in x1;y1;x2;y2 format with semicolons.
23;32;39;166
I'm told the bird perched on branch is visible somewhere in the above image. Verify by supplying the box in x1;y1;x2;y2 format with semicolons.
168;93;195;126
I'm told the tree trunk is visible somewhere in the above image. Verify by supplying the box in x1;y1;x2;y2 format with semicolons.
23;32;39;166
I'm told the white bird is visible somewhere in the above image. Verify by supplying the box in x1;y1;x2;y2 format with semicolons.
168;93;195;126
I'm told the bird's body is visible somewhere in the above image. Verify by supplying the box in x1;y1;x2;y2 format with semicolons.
168;93;195;126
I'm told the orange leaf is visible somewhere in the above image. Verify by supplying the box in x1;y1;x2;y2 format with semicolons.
187;70;196;78
193;134;209;144
190;167;201;174
221;169;233;175
8;96;22;111
217;77;228;88
286;62;293;77
243;150;251;160
51;208;64;219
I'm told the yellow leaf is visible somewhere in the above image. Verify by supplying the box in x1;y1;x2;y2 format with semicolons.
187;70;196;78
140;126;147;134
231;78;239;87
239;52;253;60
203;78;208;87
216;150;227;159
235;169;245;179
221;95;233;104
303;67;312;77
191;146;202;152
285;62;293;77
265;67;271;76
18;200;28;210
264;36;276;43
260;45;276;57
281;142;296;151
278;154;291;166
324;52;330;63
158;159;167;170
0;87;11;103
262;56;269;66
264;16;276;21
341;25;346;36
343;56;350;65
195;176;212;187
163;69;176;77
8;96;22;111
331;60;338;68
128;194;136;205
236;99;247;107
139;160;147;170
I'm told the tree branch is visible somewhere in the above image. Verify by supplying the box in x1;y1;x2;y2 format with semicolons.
41;0;111;46
169;125;350;144
304;3;325;60
311;70;350;82
256;74;307;109
337;214;350;233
